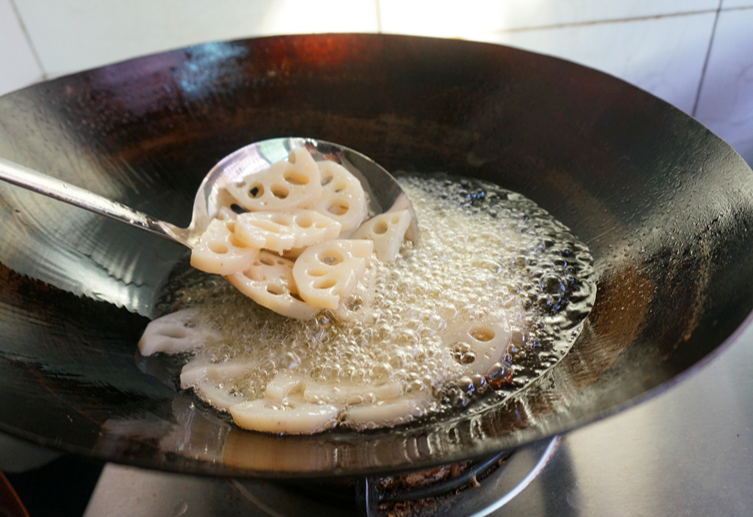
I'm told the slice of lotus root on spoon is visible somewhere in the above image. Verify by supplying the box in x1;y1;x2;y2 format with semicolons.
190;218;259;275
293;239;374;309
224;147;322;211
225;251;318;320
351;209;413;262
234;209;341;253
311;160;367;235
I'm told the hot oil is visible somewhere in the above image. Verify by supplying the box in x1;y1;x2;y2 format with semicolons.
156;173;596;427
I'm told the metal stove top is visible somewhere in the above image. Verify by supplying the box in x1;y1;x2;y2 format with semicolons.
493;317;753;517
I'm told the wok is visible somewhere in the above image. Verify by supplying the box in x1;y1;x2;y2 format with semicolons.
0;34;752;478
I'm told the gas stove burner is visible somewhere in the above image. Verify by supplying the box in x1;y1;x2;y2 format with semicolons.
231;437;560;517
83;437;559;516
253;450;512;517
356;452;512;516
361;450;512;513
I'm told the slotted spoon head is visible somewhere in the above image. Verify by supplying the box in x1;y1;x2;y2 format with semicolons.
184;137;419;247
0;137;417;251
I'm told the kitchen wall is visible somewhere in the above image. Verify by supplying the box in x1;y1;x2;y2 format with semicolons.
1;0;751;164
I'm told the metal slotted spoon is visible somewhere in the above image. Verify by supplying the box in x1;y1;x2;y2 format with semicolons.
0;137;418;249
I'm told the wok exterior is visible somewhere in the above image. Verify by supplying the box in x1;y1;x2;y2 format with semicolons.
0;34;751;477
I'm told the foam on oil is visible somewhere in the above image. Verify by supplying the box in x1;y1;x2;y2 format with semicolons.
156;173;596;425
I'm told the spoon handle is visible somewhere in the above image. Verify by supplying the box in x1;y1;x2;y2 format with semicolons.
0;156;190;247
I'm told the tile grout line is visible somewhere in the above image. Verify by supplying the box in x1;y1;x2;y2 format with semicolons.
691;0;723;117
8;0;46;81
493;8;718;35
723;4;753;11
375;0;382;33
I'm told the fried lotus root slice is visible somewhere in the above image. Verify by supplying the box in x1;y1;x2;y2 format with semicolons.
224;148;322;211
345;393;432;430
195;384;247;411
138;309;220;356
303;380;403;405
191;219;259;275
264;371;402;405
226;251;318;320
444;322;512;377
229;399;339;434
351;210;413;262
234;210;341;253
217;205;238;222
311;161;367;234
180;356;259;389
293;239;374;309
333;258;377;322
180;357;256;410
264;371;305;401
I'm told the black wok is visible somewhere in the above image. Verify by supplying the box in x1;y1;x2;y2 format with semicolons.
0;34;752;478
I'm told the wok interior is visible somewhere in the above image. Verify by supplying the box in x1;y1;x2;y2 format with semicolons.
1;34;752;477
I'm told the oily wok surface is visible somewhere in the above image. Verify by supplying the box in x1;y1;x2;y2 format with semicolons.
0;34;752;478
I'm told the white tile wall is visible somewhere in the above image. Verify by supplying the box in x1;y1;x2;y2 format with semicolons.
1;0;752;166
12;0;379;78
479;12;717;114
379;0;718;36
694;8;753;163
722;0;753;8
0;0;43;96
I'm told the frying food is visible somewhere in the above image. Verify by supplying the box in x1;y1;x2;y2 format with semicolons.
139;160;596;435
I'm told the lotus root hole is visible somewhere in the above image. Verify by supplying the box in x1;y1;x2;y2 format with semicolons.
260;256;275;266
307;268;328;277
230;203;247;215
271;184;289;199
322;174;333;186
333;181;348;193
243;268;264;281
392;214;401;224
272;214;292;225
266;285;284;295
452;342;476;364
314;278;337;290
208;242;228;254
327;201;349;216
295;215;313;228
470;327;495;342
283;169;310;185
248;185;263;198
374;221;389;234
319;250;344;265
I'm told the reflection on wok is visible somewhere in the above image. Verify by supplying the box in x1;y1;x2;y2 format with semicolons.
0;34;752;477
